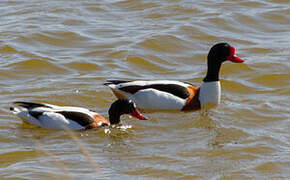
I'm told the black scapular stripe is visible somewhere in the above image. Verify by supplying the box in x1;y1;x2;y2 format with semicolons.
57;111;95;126
29;111;45;119
120;84;190;99
13;101;51;109
28;111;95;127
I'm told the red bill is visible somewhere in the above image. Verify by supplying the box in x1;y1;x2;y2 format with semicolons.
130;108;148;120
227;46;244;63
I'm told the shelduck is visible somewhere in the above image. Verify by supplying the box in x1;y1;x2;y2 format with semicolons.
105;43;244;111
10;99;147;130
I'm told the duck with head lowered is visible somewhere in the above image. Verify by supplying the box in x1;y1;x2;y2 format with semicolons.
105;42;244;111
10;99;147;130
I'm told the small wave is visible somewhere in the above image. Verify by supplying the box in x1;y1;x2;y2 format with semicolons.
7;59;69;75
250;74;289;87
17;31;90;48
0;45;17;53
137;35;190;53
126;55;170;72
64;62;102;72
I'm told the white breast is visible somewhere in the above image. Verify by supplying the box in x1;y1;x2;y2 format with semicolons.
199;81;221;109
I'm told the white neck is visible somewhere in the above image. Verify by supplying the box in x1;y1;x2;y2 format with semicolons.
199;81;221;109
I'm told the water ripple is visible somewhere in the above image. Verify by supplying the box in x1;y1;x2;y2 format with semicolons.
0;0;289;179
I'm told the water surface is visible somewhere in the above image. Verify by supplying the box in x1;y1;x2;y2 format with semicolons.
0;0;290;179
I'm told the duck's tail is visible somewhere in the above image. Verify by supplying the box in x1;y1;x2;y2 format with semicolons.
103;79;130;86
10;106;22;114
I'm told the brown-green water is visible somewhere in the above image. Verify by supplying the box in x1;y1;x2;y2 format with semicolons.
0;0;289;179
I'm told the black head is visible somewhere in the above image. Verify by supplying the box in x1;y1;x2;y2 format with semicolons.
208;42;244;64
108;99;147;124
204;42;244;82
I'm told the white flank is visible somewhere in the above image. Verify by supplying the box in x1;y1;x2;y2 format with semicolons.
130;89;185;110
38;112;84;130
199;81;221;108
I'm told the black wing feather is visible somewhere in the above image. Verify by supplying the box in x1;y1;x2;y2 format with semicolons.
28;110;95;127
104;80;131;86
104;80;191;99
120;84;190;99
57;111;95;126
13;101;51;109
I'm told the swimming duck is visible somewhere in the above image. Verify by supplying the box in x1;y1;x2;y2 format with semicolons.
105;43;244;111
10;99;147;130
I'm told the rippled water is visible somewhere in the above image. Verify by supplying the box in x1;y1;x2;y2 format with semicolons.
0;0;289;179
